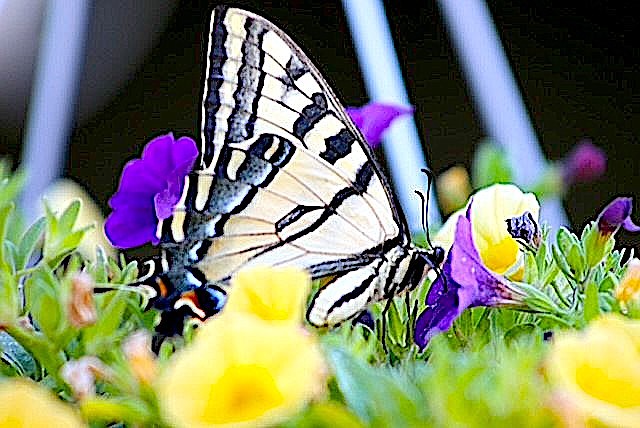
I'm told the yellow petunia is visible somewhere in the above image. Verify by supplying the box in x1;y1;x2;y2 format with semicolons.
0;379;86;427
546;314;640;427
157;314;326;428
223;266;312;323
433;184;540;277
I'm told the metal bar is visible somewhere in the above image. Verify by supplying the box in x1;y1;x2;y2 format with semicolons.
20;0;91;221
342;0;441;234
438;0;568;228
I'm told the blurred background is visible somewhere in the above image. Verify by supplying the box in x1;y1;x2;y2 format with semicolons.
1;1;638;247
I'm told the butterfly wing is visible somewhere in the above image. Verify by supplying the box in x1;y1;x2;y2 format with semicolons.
159;6;409;285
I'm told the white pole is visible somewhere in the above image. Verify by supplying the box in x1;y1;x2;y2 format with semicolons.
438;0;568;228
20;0;91;221
342;0;441;234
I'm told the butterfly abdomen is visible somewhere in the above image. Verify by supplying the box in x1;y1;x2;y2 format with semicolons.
307;245;434;327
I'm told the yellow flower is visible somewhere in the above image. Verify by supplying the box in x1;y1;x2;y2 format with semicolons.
433;184;540;277
615;258;640;307
546;314;640;427
0;379;86;427
157;314;326;428
223;266;312;323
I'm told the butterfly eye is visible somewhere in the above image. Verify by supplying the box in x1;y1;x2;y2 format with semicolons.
429;246;445;267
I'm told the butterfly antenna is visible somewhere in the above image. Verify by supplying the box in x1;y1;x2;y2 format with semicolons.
417;168;448;292
420;167;438;251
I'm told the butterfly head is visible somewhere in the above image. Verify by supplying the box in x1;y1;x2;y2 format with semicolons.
407;245;445;291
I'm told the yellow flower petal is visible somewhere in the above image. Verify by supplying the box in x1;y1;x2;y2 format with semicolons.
471;184;539;274
0;379;86;427
224;266;311;323
546;314;640;427
616;258;640;306
158;314;326;428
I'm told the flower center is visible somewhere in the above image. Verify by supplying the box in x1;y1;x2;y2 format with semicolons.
203;364;284;424
479;236;519;274
575;363;640;408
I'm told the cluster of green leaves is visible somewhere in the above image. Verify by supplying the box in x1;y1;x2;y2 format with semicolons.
0;166;171;426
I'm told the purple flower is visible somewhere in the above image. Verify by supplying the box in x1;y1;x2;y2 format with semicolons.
596;197;640;236
104;133;198;249
346;102;414;148
561;140;606;185
414;206;526;349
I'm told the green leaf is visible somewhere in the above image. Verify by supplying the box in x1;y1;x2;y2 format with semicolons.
57;199;81;232
80;397;155;426
583;280;600;323
83;290;129;355
15;217;45;271
0;169;26;209
386;300;405;347
283;402;365;428
582;222;609;268
0;331;38;377
552;244;573;281
556;227;586;280
0;203;15;272
471;141;513;188
0;269;20;324
325;342;427;426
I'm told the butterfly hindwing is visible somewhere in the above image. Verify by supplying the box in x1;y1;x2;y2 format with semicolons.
158;6;406;285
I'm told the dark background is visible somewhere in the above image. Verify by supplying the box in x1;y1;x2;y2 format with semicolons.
1;1;638;246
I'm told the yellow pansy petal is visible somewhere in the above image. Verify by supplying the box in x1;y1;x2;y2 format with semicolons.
0;379;86;427
470;184;540;274
158;314;326;428
432;209;464;251
546;315;640;427
224;266;311;323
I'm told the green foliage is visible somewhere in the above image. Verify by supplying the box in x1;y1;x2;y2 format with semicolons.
472;140;513;188
0;166;637;427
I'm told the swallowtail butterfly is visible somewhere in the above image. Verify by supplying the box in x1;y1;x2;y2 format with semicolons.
138;6;443;335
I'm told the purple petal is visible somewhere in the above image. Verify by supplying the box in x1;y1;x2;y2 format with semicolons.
597;197;639;235
414;205;519;349
105;133;198;249
346;103;414;148
415;278;460;349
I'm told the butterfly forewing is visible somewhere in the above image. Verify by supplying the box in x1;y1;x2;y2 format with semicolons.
159;6;406;285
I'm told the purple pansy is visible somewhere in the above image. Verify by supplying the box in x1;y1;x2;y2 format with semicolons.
414;205;526;349
346;102;414;148
596;197;640;236
104;133;198;249
561;140;606;185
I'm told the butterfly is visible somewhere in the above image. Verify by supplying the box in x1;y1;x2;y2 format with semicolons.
137;5;443;335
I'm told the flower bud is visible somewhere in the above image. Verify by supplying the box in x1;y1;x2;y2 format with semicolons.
60;356;110;401
68;272;97;328
123;330;157;385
